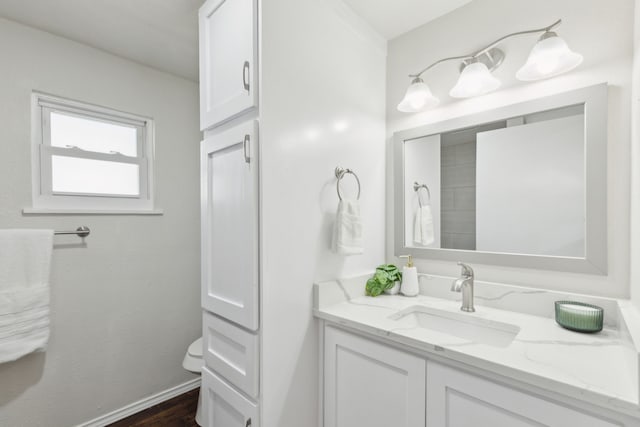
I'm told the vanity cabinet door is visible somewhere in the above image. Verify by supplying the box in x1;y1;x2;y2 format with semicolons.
201;120;259;331
202;367;259;427
324;326;426;427
199;0;258;130
427;362;620;427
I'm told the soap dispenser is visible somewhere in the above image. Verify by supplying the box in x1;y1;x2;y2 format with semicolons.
399;255;419;297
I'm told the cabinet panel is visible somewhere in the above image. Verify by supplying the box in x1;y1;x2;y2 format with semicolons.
201;120;259;330
324;326;426;427
203;311;259;398
199;0;258;130
427;362;621;427
202;367;259;427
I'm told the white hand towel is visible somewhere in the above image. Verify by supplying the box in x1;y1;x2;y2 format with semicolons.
414;205;435;246
0;229;53;363
332;198;364;255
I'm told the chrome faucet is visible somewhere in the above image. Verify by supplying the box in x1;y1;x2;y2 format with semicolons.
451;262;475;312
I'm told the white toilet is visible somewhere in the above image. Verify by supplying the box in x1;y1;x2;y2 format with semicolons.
183;337;204;426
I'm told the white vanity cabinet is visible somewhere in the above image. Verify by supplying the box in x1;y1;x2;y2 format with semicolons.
427;362;620;427
321;324;636;427
323;326;426;427
199;0;258;130
201;119;259;331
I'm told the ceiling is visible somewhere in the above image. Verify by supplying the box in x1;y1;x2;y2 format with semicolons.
342;0;473;40
0;0;202;81
0;0;472;81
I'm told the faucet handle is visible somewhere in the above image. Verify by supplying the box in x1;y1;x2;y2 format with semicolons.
457;262;474;278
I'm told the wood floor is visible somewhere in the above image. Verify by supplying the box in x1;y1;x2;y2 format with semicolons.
107;389;199;427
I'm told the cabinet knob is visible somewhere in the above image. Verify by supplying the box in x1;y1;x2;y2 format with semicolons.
243;61;250;92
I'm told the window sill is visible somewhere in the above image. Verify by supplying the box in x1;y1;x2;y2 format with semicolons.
23;208;164;216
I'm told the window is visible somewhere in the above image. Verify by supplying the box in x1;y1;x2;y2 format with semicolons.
29;92;159;213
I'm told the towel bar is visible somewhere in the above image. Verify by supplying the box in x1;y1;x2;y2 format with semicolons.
335;167;361;201
54;226;90;238
413;182;431;208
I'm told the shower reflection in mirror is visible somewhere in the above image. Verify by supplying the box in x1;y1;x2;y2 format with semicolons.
404;103;585;258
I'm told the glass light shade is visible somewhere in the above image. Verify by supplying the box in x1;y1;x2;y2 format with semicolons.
449;62;501;98
516;33;583;81
397;77;440;112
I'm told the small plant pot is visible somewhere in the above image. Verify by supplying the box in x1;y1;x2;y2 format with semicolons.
384;281;401;295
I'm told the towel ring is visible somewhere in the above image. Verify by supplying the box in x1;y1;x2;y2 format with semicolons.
413;182;431;208
335;167;361;201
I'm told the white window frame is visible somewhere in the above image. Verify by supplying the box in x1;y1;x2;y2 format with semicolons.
27;92;161;214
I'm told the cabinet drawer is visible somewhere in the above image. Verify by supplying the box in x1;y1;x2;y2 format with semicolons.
202;367;259;427
203;311;259;398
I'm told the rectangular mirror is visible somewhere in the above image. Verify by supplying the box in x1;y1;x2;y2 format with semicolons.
394;84;608;274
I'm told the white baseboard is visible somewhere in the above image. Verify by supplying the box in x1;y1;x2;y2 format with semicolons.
76;378;201;427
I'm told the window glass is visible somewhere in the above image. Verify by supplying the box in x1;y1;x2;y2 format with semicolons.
51;156;140;196
50;112;138;157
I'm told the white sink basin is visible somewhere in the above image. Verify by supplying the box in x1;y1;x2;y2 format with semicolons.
389;305;520;348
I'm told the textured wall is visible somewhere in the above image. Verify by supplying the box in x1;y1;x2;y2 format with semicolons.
0;17;202;426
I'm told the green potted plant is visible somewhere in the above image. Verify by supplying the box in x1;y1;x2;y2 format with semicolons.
365;264;403;297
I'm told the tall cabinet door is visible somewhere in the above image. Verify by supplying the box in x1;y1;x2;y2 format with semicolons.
324;326;426;427
199;0;258;130
201;120;259;331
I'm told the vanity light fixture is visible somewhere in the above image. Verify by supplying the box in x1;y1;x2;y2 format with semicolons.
397;19;582;112
397;77;440;112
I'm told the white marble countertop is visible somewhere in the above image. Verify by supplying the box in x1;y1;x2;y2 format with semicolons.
314;274;640;417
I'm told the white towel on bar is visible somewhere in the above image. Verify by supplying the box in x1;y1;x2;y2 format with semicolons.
414;205;435;246
0;229;53;364
332;198;364;255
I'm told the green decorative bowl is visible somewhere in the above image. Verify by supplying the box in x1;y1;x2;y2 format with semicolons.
555;301;603;333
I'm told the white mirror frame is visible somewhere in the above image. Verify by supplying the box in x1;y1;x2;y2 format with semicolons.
394;83;608;274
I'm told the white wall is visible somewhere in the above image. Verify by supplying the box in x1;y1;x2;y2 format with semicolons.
387;0;634;298
631;0;640;308
260;0;387;425
0;18;202;426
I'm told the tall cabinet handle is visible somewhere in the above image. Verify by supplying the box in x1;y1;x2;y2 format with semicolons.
243;135;251;164
243;61;250;92
245;418;252;427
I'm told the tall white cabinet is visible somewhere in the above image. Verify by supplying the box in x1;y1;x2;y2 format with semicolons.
199;0;261;425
